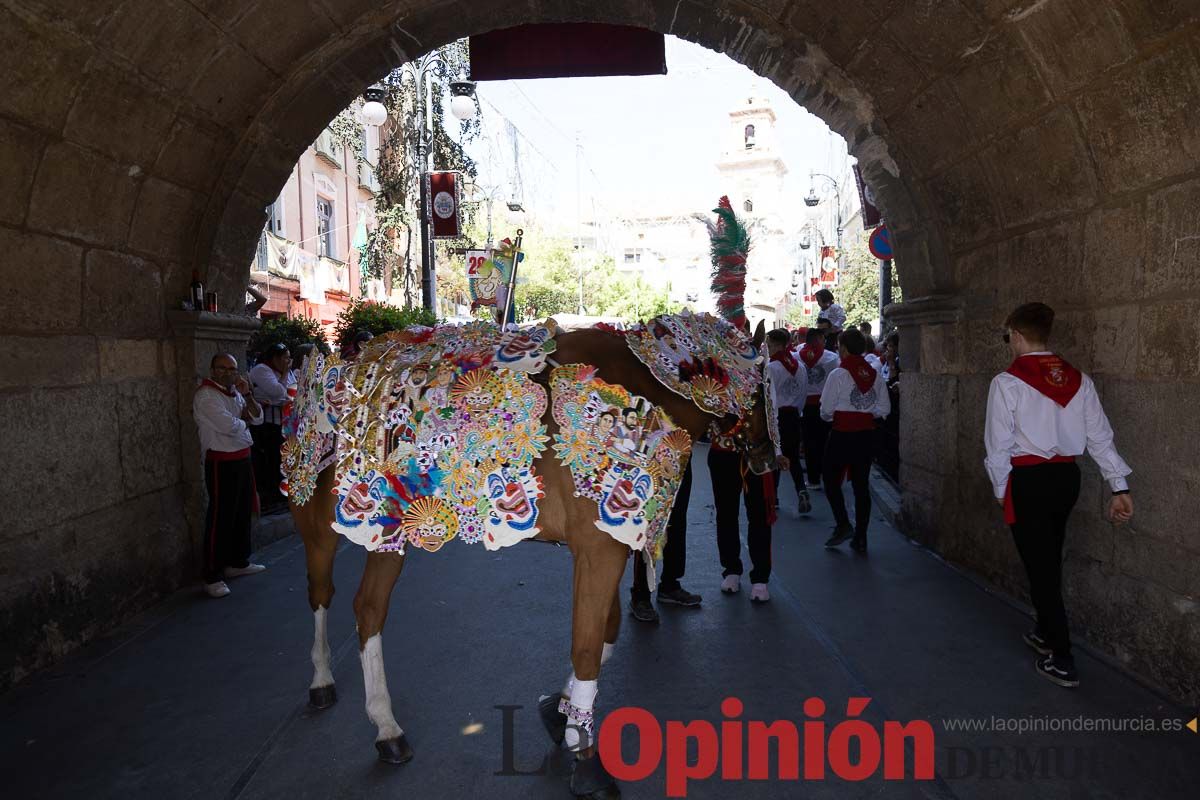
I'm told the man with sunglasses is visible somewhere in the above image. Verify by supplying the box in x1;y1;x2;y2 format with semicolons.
194;353;267;598
985;303;1133;688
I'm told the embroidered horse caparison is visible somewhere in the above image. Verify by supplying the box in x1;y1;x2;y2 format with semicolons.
284;312;774;568
283;313;773;796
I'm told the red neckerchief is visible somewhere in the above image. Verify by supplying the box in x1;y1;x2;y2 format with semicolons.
770;348;798;375
840;355;877;393
200;378;236;398
1006;353;1082;407
799;342;824;369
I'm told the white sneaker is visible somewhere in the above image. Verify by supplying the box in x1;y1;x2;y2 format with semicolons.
721;575;740;594
750;583;770;603
224;563;266;578
204;581;231;598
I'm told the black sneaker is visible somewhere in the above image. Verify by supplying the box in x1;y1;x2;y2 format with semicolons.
657;587;702;607
629;598;659;624
824;524;854;548
797;491;812;514
850;536;867;554
1036;656;1079;688
1023;630;1052;656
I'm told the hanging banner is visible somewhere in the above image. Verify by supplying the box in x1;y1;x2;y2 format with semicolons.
427;171;461;238
853;164;883;229
470;24;666;81
818;246;838;286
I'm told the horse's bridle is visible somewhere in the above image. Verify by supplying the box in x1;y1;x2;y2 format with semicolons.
713;381;775;468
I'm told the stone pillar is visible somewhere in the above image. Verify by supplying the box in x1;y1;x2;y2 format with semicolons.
168;311;261;563
884;296;964;553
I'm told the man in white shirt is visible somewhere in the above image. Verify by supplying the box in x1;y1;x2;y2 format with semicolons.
985;302;1133;689
250;342;291;513
814;289;846;332
797;328;841;490
194;353;267;598
766;329;811;513
819;328;890;553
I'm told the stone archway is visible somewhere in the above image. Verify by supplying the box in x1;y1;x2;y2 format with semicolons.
1;1;1197;704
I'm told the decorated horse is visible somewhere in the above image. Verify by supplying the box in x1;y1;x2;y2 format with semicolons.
282;201;777;798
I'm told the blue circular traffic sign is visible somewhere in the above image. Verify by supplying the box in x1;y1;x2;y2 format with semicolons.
869;225;892;260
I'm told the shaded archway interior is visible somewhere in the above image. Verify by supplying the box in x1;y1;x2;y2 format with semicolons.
1;0;1197;705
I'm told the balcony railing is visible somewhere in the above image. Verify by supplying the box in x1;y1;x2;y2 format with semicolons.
358;159;379;193
314;130;342;168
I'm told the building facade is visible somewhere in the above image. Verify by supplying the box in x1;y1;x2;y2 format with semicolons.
250;124;386;340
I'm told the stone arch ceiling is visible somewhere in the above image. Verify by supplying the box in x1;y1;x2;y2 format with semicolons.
6;0;1195;312
4;1;1200;702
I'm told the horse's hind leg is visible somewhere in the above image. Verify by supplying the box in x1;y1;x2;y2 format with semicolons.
353;551;412;764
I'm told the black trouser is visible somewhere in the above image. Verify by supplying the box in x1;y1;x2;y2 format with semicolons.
708;448;772;584
250;422;284;507
801;402;830;485
773;408;806;498
203;455;255;583
632;459;693;601
822;429;874;538
1009;462;1081;663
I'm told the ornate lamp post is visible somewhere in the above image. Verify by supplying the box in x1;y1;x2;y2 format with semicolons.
804;172;844;268
362;56;478;313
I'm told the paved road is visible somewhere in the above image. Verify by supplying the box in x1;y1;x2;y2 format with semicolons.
1;445;1196;799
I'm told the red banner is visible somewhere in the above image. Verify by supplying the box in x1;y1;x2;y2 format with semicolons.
819;246;838;285
853;164;882;229
470;24;666;81
427;171;460;238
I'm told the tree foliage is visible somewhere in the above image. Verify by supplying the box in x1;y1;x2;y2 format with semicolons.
248;315;331;361
332;299;437;350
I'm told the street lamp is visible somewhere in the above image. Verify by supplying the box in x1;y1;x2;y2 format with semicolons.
360;85;388;127
805;172;844;261
401;53;477;312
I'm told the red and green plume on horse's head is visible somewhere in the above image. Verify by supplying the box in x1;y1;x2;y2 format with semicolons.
706;195;751;331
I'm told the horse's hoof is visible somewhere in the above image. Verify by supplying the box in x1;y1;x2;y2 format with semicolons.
376;734;414;764
570;751;620;799
538;693;568;745
308;685;337;710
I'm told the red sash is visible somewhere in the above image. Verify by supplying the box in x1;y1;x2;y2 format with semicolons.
200;378;236;397
1005;354;1081;407
770;349;799;375
206;447;251;462
1003;455;1076;524
840;355;877;393
799;343;824;369
832;411;875;432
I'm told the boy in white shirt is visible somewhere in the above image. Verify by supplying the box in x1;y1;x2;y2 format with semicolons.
985;302;1133;688
819;328;890;553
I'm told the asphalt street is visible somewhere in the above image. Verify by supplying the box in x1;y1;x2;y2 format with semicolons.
1;444;1196;799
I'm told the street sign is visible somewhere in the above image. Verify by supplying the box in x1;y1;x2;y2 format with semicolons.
869;225;892;260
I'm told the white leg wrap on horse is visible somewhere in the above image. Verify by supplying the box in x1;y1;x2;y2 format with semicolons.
560;678;597;751
360;634;403;741
601;642;615;666
561;670;576;699
310;606;334;689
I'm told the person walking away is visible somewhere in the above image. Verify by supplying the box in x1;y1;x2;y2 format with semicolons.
985;302;1133;689
629;457;701;623
708;425;787;603
250;342;290;513
798;328;840;491
194;353;268;598
820;328;890;553
766;328;811;513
